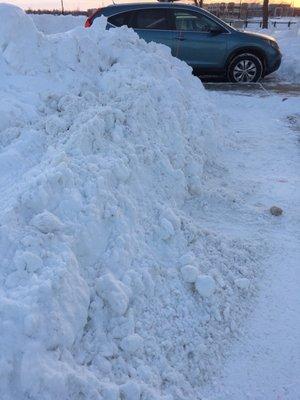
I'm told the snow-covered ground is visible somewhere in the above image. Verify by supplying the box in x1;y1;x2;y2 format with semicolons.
0;4;299;400
201;91;300;400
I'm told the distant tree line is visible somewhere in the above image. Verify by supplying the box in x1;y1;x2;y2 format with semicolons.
193;0;203;7
26;9;87;16
193;0;270;29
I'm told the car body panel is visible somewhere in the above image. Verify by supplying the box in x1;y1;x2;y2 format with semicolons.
173;31;228;68
240;30;279;42
134;28;176;52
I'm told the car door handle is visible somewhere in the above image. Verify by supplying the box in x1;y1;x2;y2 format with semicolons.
175;37;185;41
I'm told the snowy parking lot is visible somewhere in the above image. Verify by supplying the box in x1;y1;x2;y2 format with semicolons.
201;90;300;399
0;5;299;400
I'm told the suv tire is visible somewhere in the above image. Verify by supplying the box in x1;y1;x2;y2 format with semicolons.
227;53;263;83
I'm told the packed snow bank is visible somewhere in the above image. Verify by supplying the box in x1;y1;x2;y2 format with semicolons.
0;4;264;400
274;24;300;83
30;13;85;34
246;23;300;83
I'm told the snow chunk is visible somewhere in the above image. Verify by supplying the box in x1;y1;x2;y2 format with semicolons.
24;314;40;337
96;274;129;316
14;251;43;273
120;333;143;354
181;265;199;283
0;4;41;72
30;210;64;234
120;381;141;400
235;277;250;290
159;218;175;240
179;252;196;265
101;384;119;400
195;275;216;297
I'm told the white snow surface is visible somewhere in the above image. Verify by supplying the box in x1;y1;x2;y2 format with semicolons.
0;4;271;400
202;88;300;400
273;24;300;83
30;13;85;34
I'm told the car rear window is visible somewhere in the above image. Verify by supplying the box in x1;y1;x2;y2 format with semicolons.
133;9;170;30
108;8;171;30
108;11;134;28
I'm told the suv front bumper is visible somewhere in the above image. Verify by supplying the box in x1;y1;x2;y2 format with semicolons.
266;52;282;75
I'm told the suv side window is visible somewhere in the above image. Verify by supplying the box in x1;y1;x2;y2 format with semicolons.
108;8;171;30
133;8;170;30
172;10;221;32
107;11;135;28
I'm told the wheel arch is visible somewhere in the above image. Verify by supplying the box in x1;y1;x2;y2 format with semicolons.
226;47;267;74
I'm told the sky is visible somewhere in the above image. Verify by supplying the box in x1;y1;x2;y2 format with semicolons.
6;0;300;10
7;0;102;9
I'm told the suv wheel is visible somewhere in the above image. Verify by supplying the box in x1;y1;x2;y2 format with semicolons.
227;53;263;83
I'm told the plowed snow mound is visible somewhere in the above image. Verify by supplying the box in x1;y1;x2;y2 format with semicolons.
30;13;85;34
247;23;300;83
0;5;263;400
275;24;300;83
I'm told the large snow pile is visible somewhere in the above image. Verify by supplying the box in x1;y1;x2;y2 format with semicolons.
30;13;85;34
0;4;263;400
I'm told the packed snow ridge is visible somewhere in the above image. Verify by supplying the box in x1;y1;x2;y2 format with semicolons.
273;23;300;83
0;5;263;400
250;22;300;83
30;13;86;34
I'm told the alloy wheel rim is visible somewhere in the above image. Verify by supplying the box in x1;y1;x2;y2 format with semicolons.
233;60;257;82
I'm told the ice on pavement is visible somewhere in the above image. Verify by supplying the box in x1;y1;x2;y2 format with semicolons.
0;5;265;400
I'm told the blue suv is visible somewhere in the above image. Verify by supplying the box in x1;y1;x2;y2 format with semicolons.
85;2;282;82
